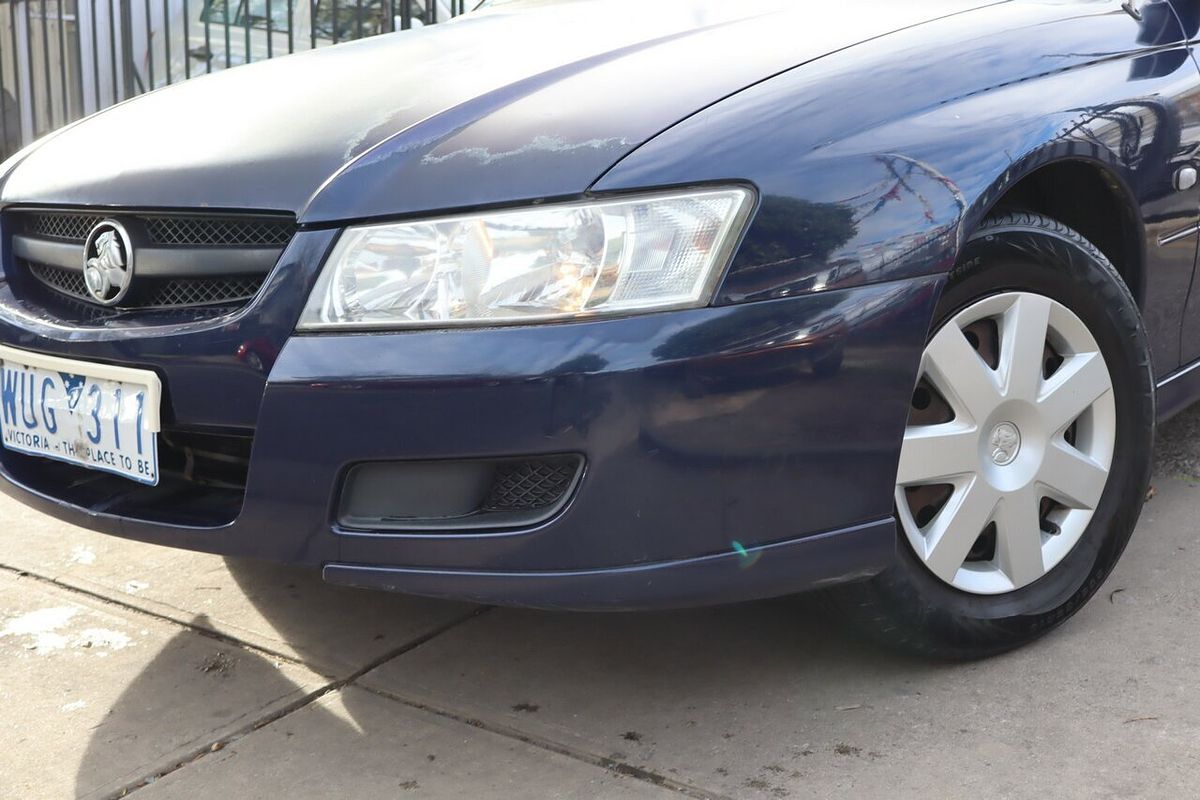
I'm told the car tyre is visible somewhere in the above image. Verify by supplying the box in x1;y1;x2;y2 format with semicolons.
831;211;1155;660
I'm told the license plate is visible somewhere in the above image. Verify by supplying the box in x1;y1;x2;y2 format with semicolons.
0;345;162;486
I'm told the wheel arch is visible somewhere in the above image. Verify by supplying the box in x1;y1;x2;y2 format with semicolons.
963;147;1147;307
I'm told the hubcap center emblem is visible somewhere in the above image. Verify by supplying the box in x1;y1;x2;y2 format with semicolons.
989;422;1022;467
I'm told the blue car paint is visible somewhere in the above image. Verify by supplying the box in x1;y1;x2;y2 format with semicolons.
0;268;942;569
0;1;993;217
0;0;1197;609
321;519;898;611
598;1;1200;377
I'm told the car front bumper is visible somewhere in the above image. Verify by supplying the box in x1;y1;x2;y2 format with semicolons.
0;230;942;608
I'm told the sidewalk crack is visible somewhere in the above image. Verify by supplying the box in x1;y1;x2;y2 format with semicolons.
356;683;735;800
97;605;489;799
0;561;488;798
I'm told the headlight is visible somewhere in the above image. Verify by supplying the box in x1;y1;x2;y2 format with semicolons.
297;187;754;330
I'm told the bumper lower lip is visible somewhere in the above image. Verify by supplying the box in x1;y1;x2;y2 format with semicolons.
322;519;896;611
0;272;944;608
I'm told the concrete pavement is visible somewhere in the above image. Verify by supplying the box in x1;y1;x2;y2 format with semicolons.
3;405;1200;799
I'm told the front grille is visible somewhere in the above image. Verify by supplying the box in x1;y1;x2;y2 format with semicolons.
483;457;581;512
26;261;265;309
8;207;294;315
18;211;296;247
26;262;88;298
144;216;296;247
147;276;265;307
25;212;105;241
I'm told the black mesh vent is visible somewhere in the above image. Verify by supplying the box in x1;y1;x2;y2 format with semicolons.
25;212;105;241
339;454;583;533
17;211;295;246
11;209;292;316
146;276;265;307
26;262;89;299
26;261;264;309
484;457;581;512
144;216;296;247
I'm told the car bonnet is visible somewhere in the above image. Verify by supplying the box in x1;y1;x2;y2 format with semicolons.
0;0;998;221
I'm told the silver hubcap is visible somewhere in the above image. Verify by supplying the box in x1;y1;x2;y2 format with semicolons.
896;292;1116;596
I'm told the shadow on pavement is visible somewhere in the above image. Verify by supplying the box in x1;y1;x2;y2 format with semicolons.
71;611;324;798
71;557;466;797
72;553;925;796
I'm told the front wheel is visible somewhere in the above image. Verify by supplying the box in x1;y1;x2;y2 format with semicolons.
834;212;1155;659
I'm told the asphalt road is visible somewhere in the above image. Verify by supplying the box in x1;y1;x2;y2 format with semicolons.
4;404;1200;799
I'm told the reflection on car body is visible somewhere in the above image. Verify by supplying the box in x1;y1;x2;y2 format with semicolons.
0;0;1198;657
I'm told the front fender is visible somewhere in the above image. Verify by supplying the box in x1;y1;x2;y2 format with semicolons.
593;1;1190;311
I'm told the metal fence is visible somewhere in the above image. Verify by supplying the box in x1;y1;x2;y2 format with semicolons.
0;0;468;157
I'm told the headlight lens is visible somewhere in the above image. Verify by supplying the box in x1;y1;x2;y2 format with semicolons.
297;187;754;330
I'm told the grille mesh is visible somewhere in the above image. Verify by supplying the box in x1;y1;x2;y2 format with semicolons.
146;277;265;307
18;211;295;247
13;208;292;314
25;213;105;241
144;216;295;247
26;261;264;309
484;457;581;512
26;262;89;299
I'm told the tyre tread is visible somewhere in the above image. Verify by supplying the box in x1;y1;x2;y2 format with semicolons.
829;211;1155;661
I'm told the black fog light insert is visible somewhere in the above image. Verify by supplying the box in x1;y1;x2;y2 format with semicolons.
338;454;584;533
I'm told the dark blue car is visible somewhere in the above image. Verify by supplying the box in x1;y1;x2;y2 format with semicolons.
0;0;1196;658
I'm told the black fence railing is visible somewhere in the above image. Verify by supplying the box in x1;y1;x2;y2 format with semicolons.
0;0;468;158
